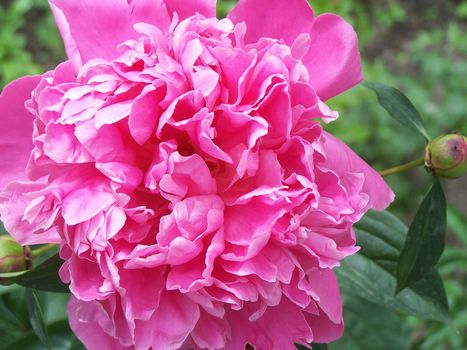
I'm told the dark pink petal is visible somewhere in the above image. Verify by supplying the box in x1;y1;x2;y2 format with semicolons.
0;76;41;190
228;0;314;45
164;0;216;20
321;132;395;211
302;14;363;101
49;0;171;65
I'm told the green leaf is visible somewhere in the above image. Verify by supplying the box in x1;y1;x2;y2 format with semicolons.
0;287;30;340
396;178;447;292
364;81;430;140
25;288;52;350
329;297;410;350
0;296;27;332
447;206;467;246
336;210;448;321
0;223;6;235
7;254;69;293
0;288;82;350
0;320;85;350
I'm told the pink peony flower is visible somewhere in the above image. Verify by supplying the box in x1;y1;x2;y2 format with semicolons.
0;0;394;349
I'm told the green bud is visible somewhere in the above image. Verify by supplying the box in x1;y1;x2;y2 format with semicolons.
0;236;32;284
426;134;467;178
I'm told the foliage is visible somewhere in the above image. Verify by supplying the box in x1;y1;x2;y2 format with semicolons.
0;0;64;88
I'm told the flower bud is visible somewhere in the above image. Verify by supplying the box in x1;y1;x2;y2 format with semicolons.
0;237;32;284
426;134;467;178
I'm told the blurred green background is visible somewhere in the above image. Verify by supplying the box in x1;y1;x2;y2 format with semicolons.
0;0;466;349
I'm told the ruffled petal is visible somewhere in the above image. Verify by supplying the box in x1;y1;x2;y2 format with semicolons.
134;292;200;350
228;0;314;45
0;182;61;245
69;297;132;350
0;76;41;190
302;14;363;101
49;0;171;65
321;132;395;211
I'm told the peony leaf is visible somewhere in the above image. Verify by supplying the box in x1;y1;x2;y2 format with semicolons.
25;288;52;350
0;320;85;350
364;81;430;140
0;286;84;350
447;206;467;246
396;177;447;293
330;296;410;350
336;210;448;321
7;254;69;293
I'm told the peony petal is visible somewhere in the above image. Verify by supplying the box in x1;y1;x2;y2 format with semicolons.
0;76;41;190
69;297;132;350
321;132;395;211
306;269;342;324
128;85;163;145
0;182;61;245
191;310;230;350
304;307;344;344
223;198;288;260
164;0;216;20
49;0;171;65
228;0;314;46
302;14;363;101
226;298;313;350
134;291;200;350
62;186;116;225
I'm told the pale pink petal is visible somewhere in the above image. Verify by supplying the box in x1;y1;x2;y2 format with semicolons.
0;76;41;190
302;14;363;101
228;0;314;45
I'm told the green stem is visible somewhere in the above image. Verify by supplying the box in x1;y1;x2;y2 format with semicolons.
379;157;426;177
31;244;57;258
